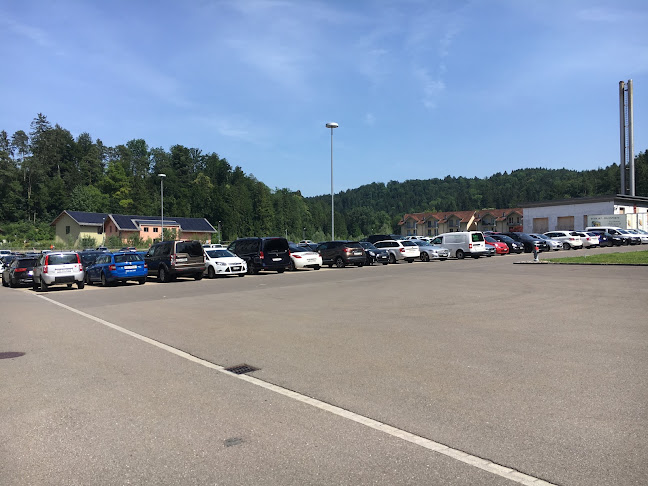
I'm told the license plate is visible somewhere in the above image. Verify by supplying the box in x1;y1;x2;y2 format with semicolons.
353;251;362;256
272;258;282;261
307;259;316;263
124;265;136;270
56;268;71;273
231;266;240;271
176;258;187;262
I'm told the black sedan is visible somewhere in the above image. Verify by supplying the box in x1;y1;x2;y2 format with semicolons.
488;234;524;254
502;232;550;253
2;256;39;287
359;241;390;265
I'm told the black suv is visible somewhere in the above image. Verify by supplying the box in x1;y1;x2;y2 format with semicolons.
317;241;366;268
227;237;290;274
144;240;205;282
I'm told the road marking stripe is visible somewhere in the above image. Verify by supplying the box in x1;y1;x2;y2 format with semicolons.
36;294;556;486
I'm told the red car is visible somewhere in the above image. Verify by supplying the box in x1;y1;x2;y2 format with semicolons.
485;236;509;255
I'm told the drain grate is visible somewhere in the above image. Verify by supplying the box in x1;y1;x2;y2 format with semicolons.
0;352;25;360
225;364;259;375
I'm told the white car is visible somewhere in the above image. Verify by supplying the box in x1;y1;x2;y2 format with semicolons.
374;240;420;263
204;249;246;277
203;243;226;249
288;244;322;271
574;232;600;248
544;231;583;250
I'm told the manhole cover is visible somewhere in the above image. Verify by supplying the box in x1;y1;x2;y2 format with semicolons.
0;352;25;359
224;437;244;447
225;364;259;375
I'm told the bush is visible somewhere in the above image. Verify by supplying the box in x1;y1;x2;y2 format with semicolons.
79;236;97;249
105;235;123;249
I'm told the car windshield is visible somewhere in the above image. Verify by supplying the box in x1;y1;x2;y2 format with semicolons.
177;241;203;256
359;242;377;250
401;241;417;247
497;235;515;243
48;253;79;265
17;258;39;267
412;240;429;246
617;229;630;235
289;245;308;253
80;252;104;265
207;249;235;258
114;253;143;263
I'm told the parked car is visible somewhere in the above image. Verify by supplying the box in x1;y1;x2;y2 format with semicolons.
2;256;39;287
297;242;319;251
484;236;510;255
374;240;420;263
288;243;322;271
86;251;148;286
585;226;640;245
79;250;107;271
0;255;17;274
362;234;399;244
528;234;562;251
203;243;226;249
410;239;450;261
95;246;108;251
359;241;390;265
32;251;85;291
586;229;624;247
488;234;524;254
228;237;290;274
204;248;247;277
543;231;583;250
144;240;205;282
429;232;487;259
573;232;600;248
317;241;366;268
502;232;549;253
625;229;648;244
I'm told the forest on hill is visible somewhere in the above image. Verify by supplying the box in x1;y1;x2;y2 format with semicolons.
1;114;647;244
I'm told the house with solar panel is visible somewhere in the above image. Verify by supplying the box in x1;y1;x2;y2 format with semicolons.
51;210;217;247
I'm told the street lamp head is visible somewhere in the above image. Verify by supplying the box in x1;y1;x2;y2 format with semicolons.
158;173;166;178
325;122;338;129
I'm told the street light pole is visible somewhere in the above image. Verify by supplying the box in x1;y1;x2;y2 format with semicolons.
158;174;166;241
325;122;338;240
218;221;221;244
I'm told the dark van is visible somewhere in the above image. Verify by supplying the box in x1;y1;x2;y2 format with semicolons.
227;237;290;274
144;240;205;282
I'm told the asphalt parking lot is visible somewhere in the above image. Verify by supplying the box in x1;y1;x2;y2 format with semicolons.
1;247;647;485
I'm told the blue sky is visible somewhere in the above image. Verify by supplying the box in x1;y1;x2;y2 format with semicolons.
1;0;647;197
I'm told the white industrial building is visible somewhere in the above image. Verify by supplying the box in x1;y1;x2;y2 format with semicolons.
523;195;648;233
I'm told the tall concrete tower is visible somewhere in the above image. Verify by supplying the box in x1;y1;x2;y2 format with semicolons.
619;80;635;196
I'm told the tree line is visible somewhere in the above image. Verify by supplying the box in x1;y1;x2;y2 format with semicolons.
1;114;646;244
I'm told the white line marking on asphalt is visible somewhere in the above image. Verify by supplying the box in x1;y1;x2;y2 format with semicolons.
36;294;556;486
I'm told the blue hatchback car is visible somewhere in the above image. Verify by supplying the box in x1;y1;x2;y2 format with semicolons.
86;252;148;286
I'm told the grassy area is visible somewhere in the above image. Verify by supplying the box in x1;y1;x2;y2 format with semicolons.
546;251;648;264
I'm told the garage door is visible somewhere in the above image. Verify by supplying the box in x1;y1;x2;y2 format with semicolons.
557;216;575;230
533;218;549;233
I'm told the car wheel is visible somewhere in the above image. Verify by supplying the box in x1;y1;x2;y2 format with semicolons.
1;276;8;287
40;279;48;292
562;243;570;250
32;280;38;291
101;273;109;287
389;253;396;264
9;277;16;288
314;265;320;270
194;272;203;280
456;249;465;259
138;278;146;285
207;266;216;279
289;260;296;271
356;263;364;267
439;258;447;261
328;264;333;268
77;281;84;290
406;259;413;263
158;266;168;282
277;268;285;273
421;253;430;262
67;283;73;288
335;256;345;268
472;254;480;259
382;262;388;265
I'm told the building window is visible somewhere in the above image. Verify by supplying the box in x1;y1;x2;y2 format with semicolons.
97;227;103;234
154;228;159;233
144;227;149;232
65;225;70;234
427;229;432;236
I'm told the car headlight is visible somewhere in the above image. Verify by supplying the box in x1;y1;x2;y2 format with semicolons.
215;262;227;266
368;251;375;256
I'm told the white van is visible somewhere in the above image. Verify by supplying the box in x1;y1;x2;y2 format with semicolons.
430;232;487;259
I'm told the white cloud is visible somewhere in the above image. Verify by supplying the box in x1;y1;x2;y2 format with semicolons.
365;113;376;125
414;68;445;109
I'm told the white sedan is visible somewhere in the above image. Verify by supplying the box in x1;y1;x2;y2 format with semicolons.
289;244;322;271
204;249;247;277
